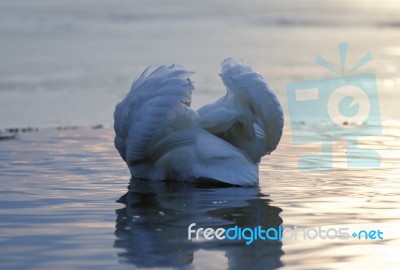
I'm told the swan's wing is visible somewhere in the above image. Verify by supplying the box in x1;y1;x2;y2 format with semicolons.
220;58;284;160
196;102;239;133
193;131;259;186
198;58;284;163
114;64;194;166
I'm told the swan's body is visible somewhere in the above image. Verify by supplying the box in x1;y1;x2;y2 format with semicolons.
114;58;284;186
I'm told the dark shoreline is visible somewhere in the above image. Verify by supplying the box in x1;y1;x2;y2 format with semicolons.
0;124;106;141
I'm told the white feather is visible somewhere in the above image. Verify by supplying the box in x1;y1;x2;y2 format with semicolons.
114;59;284;186
198;58;284;163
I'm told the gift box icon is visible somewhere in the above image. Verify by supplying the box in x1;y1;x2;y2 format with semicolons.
286;44;382;171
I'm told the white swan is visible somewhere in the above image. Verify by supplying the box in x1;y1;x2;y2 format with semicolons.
114;58;284;186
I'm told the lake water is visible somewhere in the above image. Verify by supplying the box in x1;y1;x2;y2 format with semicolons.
1;0;400;269
1;126;399;269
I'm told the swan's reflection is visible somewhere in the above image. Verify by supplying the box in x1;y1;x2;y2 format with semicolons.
114;180;283;269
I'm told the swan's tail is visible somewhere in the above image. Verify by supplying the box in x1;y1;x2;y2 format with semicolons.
114;64;195;166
